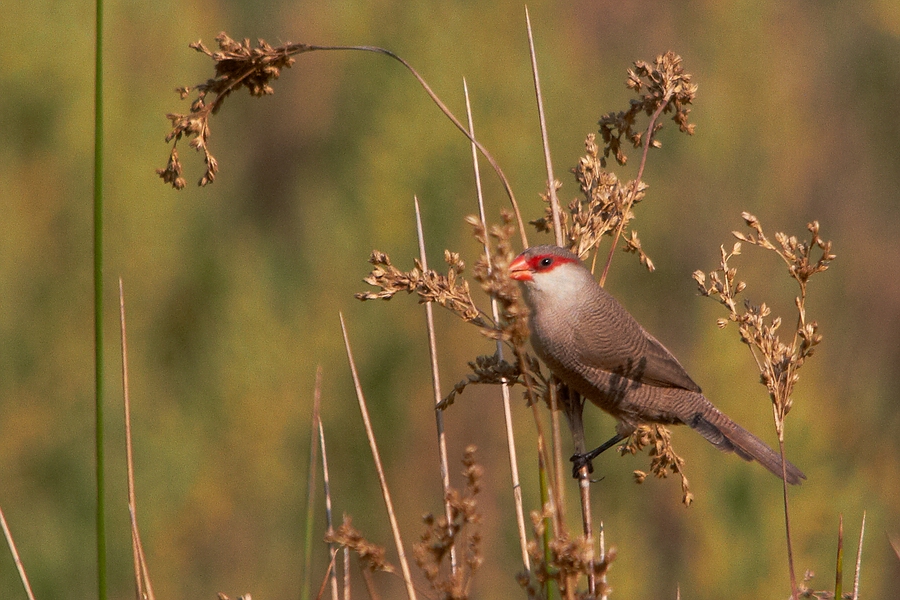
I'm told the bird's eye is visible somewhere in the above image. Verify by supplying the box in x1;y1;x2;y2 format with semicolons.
539;257;554;268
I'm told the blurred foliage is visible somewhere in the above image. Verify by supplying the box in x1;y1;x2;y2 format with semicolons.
2;0;900;599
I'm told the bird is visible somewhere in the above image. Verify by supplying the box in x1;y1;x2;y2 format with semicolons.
508;244;805;485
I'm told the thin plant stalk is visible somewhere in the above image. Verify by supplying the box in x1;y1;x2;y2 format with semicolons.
525;4;567;511
339;314;417;600
317;44;528;248
93;0;106;596
782;452;798;600
413;196;458;575
835;514;844;600
128;506;154;600
852;511;866;600
343;545;350;600
318;415;339;600
463;78;530;571
525;6;564;246
515;345;560;526
598;91;672;287
316;552;339;600
119;279;156;600
0;505;36;600
538;457;559;600
547;381;567;513
526;11;598;594
781;279;817;600
301;365;323;600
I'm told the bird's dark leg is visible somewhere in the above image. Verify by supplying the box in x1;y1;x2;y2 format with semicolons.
570;433;627;479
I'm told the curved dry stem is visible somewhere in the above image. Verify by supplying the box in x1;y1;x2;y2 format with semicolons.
161;36;529;247
312;44;528;248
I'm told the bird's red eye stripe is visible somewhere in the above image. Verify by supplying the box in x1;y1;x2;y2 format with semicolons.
528;253;577;272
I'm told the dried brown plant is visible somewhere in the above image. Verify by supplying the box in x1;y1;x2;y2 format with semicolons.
158;33;530;243
622;425;694;507
357;210;544;412
413;446;484;600
356;250;485;326
532;136;651;266
694;213;834;599
693;214;835;436
325;515;396;576
517;504;615;599
599;51;696;167
158;34;311;188
531;51;696;277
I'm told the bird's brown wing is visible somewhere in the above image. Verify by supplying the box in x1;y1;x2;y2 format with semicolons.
635;329;702;392
572;303;702;393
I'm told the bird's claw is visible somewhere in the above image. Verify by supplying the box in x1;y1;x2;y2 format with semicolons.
570;453;595;479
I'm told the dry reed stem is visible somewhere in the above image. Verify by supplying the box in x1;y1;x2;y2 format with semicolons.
0;505;35;600
413;196;458;576
463;79;530;572
835;514;844;600
852;511;865;600
525;15;600;594
525;6;563;247
119;279;155;600
520;22;572;573
306;365;338;600
548;384;567;514
891;536;900;562
339;314;418;600
342;544;350;600
318;410;339;600
784;449;799;600
524;14;577;581
315;552;338;600
302;366;322;600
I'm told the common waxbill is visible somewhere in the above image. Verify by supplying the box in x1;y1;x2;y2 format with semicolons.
509;245;805;485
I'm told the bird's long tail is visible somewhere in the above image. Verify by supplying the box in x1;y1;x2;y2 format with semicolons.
687;407;806;485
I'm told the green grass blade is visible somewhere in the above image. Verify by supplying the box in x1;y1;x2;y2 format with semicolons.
93;0;106;597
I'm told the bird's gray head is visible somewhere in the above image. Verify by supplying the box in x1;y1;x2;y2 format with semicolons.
509;245;594;304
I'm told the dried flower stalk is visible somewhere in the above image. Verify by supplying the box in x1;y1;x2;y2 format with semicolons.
158;34;311;188
413;446;484;600
517;504;615;600
531;51;696;278
326;515;396;576
623;425;694;507
693;213;835;434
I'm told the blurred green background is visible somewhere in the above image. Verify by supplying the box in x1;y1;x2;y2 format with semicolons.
2;1;899;598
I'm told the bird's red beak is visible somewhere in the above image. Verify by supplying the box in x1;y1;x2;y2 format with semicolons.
509;254;533;282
